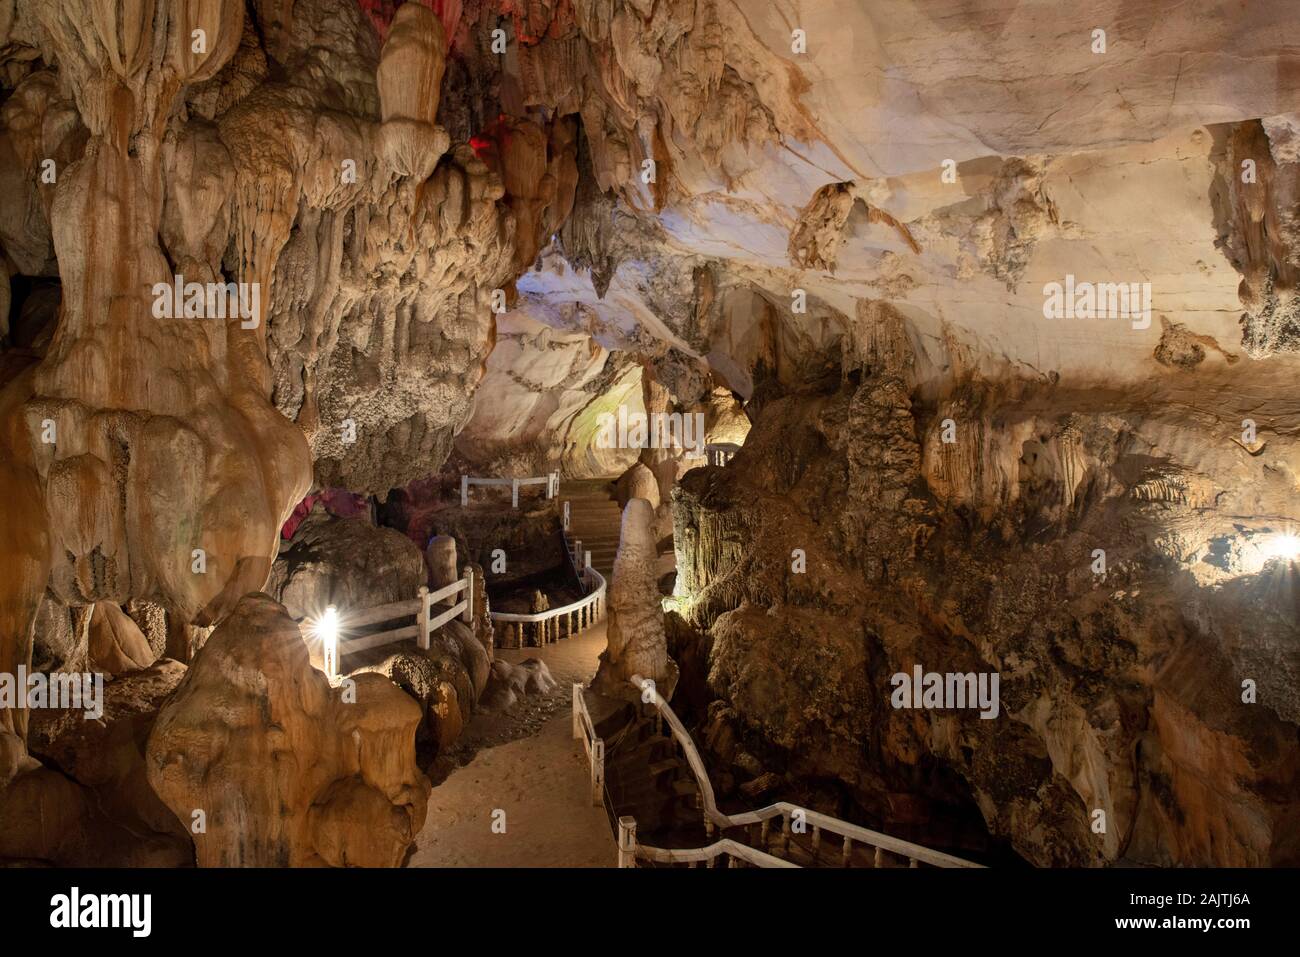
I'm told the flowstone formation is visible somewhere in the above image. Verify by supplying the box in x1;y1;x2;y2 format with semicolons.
147;594;429;868
0;0;555;846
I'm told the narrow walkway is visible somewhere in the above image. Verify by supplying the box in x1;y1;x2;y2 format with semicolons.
408;625;617;867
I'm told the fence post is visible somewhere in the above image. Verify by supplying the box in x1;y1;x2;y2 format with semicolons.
618;817;637;868
511;479;519;508
460;475;469;506
323;625;338;685
592;738;605;805
417;585;430;650
572;684;583;739
461;565;474;624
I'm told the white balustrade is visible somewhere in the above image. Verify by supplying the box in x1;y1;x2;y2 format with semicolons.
311;571;476;682
620;673;984;869
460;471;560;507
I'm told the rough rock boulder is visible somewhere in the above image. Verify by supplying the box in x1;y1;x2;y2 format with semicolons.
146;593;429;867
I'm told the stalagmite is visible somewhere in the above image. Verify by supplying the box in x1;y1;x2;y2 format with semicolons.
592;498;678;701
425;535;458;594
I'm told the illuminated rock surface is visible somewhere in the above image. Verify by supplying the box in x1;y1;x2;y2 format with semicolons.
0;0;1297;868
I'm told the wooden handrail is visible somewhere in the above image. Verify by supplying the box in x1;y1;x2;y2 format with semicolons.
572;684;604;805
314;570;476;680
461;471;560;506
489;567;606;623
627;674;984;869
346;597;422;628
487;497;607;646
620;828;797;869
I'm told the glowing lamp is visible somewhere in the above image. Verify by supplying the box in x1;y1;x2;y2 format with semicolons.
1262;533;1300;563
317;606;340;681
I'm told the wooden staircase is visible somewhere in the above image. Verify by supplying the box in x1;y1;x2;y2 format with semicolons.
597;705;708;857
596;699;983;868
561;479;623;582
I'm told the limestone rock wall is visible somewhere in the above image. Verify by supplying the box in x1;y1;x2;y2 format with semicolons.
669;325;1300;866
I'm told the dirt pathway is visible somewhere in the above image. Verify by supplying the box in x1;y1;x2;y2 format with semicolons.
408;626;617;867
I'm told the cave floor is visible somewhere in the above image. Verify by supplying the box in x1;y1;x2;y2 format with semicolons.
408;625;619;867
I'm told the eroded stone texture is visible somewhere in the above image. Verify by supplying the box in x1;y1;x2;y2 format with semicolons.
2;660;192;866
669;315;1300;866
2;0;1300;871
268;505;426;621
147;593;429;867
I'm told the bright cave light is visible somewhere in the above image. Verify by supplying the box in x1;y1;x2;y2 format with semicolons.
1261;533;1300;563
313;605;340;682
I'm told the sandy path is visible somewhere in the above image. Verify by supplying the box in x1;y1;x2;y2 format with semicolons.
408;626;617;867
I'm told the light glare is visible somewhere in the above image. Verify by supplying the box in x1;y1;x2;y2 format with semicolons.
1262;533;1300;562
316;605;340;681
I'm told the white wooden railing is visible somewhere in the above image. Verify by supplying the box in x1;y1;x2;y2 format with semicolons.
618;673;984;869
572;683;605;806
319;568;475;682
487;497;608;648
489;566;605;648
461;471;559;507
617;819;796;868
705;442;741;467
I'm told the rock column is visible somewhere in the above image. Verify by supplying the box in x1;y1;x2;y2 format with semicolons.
592;498;678;700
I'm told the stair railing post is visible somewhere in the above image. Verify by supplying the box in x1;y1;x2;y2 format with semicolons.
592;738;605;805
461;565;474;624
511;479;519;508
417;585;431;650
563;501;570;530
617;816;637;868
460;475;469;506
572;684;583;739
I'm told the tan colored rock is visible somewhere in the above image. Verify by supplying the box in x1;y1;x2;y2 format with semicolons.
86;601;155;675
376;2;449;179
480;658;557;713
593;497;678;700
427;678;463;750
269;506;425;621
616;461;660;510
2;660;192;866
147;593;429;867
425;534;458;591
